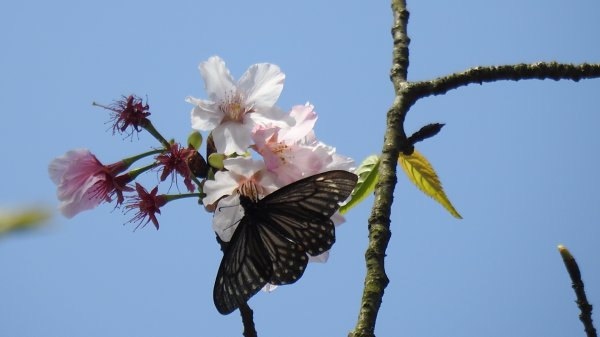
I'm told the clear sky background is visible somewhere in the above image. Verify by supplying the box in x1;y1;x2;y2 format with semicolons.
1;1;599;336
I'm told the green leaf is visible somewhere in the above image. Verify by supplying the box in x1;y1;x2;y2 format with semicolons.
399;149;462;219
339;155;380;214
187;131;203;150
0;208;51;236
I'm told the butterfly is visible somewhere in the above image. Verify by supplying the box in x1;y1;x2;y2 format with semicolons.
213;170;358;315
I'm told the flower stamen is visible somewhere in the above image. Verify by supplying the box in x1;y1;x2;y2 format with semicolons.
218;91;254;122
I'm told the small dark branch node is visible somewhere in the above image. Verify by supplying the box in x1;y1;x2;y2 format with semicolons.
407;123;444;146
558;245;597;337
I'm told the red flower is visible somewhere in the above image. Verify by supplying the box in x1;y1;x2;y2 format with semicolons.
95;95;151;137
155;143;196;192
126;183;167;230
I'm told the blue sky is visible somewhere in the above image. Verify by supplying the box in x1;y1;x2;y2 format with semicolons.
1;1;599;336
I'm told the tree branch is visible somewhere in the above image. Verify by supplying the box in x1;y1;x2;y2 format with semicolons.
408;62;600;102
558;245;597;337
349;1;411;337
350;2;600;337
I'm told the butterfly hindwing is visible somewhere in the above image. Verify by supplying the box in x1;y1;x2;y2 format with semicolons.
256;223;309;285
213;217;272;315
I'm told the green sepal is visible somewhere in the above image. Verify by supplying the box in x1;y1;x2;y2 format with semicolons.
187;131;203;150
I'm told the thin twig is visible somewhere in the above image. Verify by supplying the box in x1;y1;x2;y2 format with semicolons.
558;245;597;337
408;62;600;103
239;303;257;337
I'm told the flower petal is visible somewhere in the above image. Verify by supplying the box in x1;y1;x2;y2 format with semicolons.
211;121;253;155
223;157;265;178
308;251;329;263
203;171;241;205
246;106;292;129
278;104;317;143
48;149;96;185
212;195;244;242
187;96;223;131
325;152;356;172
238;63;285;110
199;56;236;102
262;284;278;292
58;181;104;218
50;149;105;202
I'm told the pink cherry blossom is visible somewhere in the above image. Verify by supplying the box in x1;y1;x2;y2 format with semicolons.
253;104;355;185
186;56;290;155
48;149;132;218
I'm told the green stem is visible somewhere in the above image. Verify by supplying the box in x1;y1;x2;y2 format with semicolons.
128;163;159;180
143;120;170;148
122;149;164;168
163;193;203;202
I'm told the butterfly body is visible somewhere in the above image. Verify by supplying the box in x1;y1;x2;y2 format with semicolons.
213;170;358;315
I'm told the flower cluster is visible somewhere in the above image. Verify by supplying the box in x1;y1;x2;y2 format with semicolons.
49;56;354;242
187;56;354;261
49;96;204;230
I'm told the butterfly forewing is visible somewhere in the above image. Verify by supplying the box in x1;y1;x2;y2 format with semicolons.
259;170;357;255
262;171;357;217
213;217;272;315
264;210;335;256
213;170;358;314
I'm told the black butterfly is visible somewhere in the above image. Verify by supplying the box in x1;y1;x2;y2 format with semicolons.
213;170;358;315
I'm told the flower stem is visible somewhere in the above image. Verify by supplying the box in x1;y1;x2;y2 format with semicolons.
121;149;164;168
163;193;203;202
143;121;170;148
127;162;158;180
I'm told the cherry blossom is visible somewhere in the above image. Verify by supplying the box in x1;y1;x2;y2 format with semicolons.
48;149;132;218
186;56;289;155
253;104;355;185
